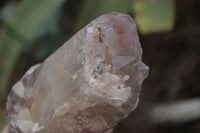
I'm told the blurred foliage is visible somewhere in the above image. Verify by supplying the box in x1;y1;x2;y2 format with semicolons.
133;0;175;34
24;10;66;61
75;0;132;31
0;0;66;100
0;112;6;132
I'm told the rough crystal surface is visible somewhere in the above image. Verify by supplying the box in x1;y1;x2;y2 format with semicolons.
6;12;149;133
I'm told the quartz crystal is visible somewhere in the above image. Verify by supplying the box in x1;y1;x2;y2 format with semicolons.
6;12;149;133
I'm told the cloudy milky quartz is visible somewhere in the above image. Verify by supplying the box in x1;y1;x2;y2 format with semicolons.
6;12;149;133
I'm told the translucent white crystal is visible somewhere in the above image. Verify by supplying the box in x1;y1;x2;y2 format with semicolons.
6;12;149;133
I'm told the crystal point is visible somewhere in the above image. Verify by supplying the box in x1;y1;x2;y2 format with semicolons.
6;12;149;133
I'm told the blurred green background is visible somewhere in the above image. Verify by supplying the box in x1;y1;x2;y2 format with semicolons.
0;0;200;133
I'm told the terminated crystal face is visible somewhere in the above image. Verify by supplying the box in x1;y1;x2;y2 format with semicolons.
6;12;149;133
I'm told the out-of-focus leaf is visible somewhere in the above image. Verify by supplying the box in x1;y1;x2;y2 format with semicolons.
133;0;175;35
75;0;132;31
31;10;61;40
24;10;62;59
28;33;67;61
0;111;6;132
0;0;66;100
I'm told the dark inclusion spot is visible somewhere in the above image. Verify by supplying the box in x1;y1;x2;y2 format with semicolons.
94;65;103;74
97;27;103;43
94;74;98;79
96;66;100;70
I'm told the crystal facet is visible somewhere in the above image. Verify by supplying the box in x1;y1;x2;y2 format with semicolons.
6;12;149;133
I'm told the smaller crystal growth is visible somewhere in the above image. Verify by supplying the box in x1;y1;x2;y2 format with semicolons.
6;12;149;133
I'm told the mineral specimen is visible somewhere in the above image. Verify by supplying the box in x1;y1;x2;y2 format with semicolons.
6;12;149;133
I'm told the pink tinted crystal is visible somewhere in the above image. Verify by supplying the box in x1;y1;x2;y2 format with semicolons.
6;12;149;133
